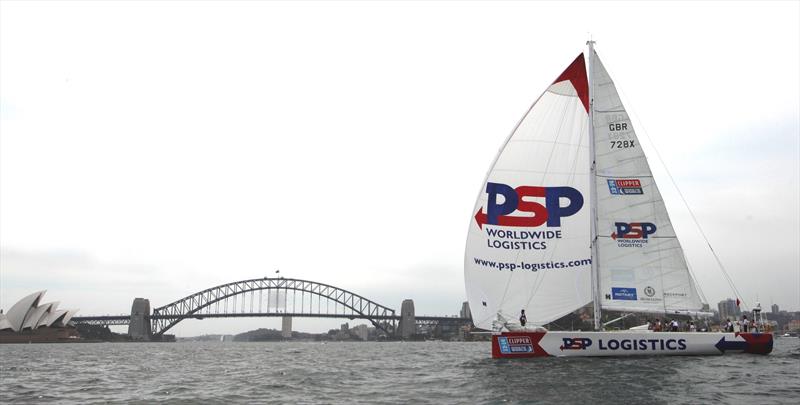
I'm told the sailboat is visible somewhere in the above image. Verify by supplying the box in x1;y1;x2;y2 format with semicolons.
463;42;773;357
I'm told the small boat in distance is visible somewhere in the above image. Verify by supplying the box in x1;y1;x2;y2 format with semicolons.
463;41;773;357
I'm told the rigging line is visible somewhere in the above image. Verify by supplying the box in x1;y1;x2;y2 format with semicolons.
615;83;748;310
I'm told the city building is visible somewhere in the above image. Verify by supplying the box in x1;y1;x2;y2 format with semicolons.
460;301;472;320
772;304;779;314
354;324;368;341
717;298;741;321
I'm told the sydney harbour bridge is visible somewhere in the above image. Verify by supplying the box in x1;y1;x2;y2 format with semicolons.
72;277;472;340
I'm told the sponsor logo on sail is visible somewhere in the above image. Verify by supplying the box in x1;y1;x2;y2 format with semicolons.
611;222;656;247
475;182;583;228
644;286;656;297
607;179;643;195
497;336;534;354
611;287;637;300
474;182;584;251
664;292;688;298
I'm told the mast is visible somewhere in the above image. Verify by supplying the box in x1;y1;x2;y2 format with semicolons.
586;40;602;331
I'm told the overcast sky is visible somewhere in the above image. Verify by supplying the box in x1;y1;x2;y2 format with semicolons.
1;1;798;336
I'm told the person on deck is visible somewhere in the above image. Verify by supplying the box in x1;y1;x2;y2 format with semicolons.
519;309;527;327
689;321;696;332
654;319;662;332
670;319;679;332
741;315;749;332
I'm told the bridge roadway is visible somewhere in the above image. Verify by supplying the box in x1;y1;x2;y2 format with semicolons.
72;314;471;325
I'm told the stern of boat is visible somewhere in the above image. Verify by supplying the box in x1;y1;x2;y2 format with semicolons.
733;332;773;355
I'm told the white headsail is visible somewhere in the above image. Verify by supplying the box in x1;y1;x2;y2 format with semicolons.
464;55;593;330
589;50;704;314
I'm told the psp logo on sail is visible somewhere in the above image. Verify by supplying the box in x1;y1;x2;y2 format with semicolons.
474;182;584;229
612;222;656;248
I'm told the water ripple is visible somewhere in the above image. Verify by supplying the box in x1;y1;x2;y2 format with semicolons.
1;339;798;403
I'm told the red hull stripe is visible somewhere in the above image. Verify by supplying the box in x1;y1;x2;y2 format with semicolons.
553;53;589;113
492;331;549;357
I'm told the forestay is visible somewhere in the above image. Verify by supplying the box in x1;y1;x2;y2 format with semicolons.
464;55;593;331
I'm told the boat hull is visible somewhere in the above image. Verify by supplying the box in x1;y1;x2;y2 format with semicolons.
491;331;773;358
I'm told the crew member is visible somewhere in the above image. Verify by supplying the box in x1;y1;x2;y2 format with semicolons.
519;309;527;327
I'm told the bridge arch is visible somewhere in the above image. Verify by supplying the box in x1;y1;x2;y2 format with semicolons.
151;277;396;336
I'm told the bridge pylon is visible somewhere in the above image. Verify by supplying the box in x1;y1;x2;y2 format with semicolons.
398;299;416;339
128;298;152;341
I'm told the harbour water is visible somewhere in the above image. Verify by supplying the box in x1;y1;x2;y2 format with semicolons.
1;338;798;404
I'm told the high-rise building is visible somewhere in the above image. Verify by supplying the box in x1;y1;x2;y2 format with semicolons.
771;304;779;314
460;302;472;320
354;324;369;341
717;298;741;320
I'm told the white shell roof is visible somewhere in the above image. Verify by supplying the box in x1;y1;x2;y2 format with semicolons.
60;309;79;326
0;313;13;331
4;290;46;332
2;292;78;331
21;304;49;330
35;301;59;328
42;309;69;328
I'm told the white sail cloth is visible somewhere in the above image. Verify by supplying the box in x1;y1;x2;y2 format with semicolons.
464;55;593;330
590;51;704;314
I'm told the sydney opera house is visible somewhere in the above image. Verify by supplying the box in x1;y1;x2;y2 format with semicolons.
0;291;80;343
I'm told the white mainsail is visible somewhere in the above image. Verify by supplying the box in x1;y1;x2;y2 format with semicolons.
464;55;593;330
589;50;704;314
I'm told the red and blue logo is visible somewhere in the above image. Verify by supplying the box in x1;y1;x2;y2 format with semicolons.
611;222;657;240
560;337;593;350
498;336;534;354
474;182;584;229
607;179;643;195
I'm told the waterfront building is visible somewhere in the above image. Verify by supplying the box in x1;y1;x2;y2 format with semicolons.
771;304;779;314
460;301;472;320
717;298;741;321
354;324;368;341
0;291;79;343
